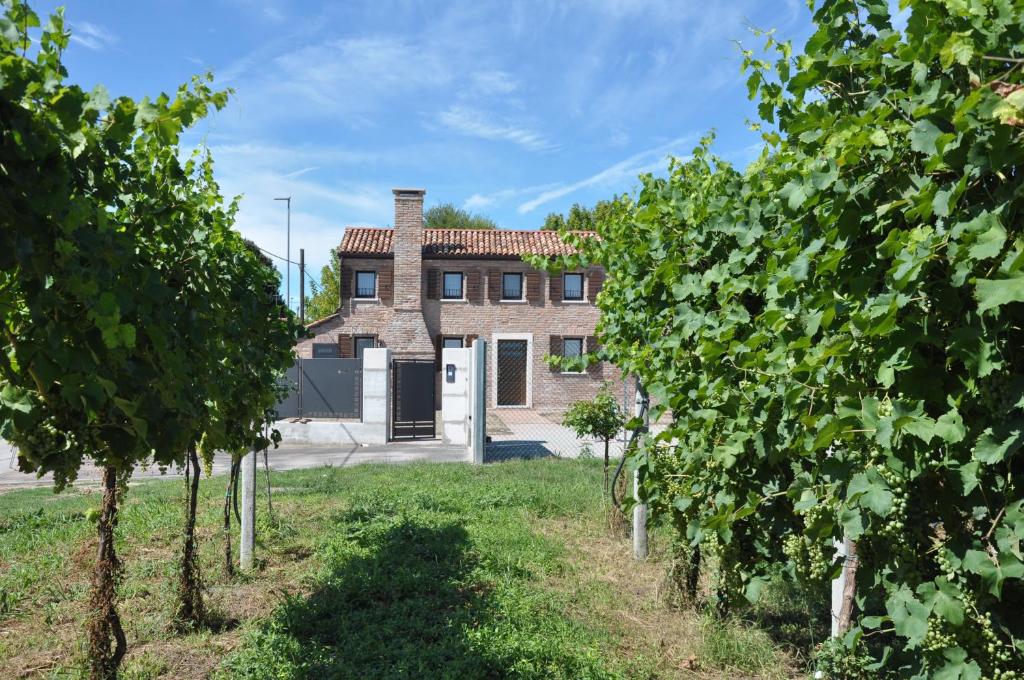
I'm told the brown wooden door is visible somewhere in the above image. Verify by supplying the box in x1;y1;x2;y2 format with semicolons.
496;339;528;406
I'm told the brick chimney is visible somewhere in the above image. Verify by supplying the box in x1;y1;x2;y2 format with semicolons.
382;188;434;358
392;188;425;310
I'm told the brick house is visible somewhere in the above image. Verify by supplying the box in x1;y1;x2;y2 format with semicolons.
297;188;625;411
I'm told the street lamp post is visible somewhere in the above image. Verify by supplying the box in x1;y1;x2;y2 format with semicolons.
274;197;291;311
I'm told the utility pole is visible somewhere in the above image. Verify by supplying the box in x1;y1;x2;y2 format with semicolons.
274;196;291;312
299;248;305;324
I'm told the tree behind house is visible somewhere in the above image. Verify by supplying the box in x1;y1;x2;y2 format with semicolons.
306;256;341;323
424;202;497;229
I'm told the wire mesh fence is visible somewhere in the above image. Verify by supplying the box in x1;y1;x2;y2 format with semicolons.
481;348;634;464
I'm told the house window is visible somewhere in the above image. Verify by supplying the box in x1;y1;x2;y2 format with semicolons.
562;337;583;359
443;337;464;349
354;336;375;359
563;273;584;301
355;271;376;298
443;272;464;299
502;272;523;300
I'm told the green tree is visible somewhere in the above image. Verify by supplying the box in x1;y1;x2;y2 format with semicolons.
306;254;341;323
541;199;620;231
562;385;625;495
423;202;497;229
542;212;567;231
535;0;1024;675
0;4;303;675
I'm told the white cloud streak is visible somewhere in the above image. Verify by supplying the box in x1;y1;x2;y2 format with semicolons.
437;106;554;152
69;21;116;51
517;135;694;214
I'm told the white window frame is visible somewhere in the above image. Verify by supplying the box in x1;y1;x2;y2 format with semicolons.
562;273;585;302
560;336;585;374
491;332;533;408
354;270;377;299
501;272;524;302
442;271;465;301
442;336;464;349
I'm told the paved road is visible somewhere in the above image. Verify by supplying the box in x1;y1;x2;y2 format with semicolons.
0;439;468;492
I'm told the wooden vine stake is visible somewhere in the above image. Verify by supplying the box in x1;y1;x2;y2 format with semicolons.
831;537;858;637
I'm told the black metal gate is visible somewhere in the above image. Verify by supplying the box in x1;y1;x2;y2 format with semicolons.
392;359;436;439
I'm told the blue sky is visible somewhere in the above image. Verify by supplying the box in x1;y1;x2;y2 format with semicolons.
35;0;820;309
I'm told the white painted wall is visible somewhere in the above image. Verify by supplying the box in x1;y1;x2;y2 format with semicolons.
441;347;471;445
360;347;391;444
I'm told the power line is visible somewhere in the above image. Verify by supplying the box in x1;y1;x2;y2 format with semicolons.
256;246;319;286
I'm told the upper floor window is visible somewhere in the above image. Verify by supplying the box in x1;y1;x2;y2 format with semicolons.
502;272;523;300
563;273;584;301
443;272;464;300
355;271;376;298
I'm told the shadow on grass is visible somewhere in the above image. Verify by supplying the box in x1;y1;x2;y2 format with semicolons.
483;441;555;463
748;577;830;665
224;517;502;679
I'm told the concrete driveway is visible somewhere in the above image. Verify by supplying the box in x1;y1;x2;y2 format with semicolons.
0;438;468;493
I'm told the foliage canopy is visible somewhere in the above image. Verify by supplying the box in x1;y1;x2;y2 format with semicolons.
539;0;1024;675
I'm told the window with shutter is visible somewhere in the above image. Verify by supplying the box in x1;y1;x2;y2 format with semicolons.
587;270;604;301
585;335;602;375
549;335;562;372
426;269;440;300
526;272;541;303
341;266;353;299
487;270;501;302
467;270;482;303
549;272;563;301
338;334;354;358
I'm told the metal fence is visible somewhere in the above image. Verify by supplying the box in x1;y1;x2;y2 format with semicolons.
274;358;362;420
483;342;634;464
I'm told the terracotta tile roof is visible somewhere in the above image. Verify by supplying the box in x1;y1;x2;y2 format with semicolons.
337;227;596;259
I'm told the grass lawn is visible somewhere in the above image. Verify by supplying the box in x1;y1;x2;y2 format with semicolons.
0;458;821;679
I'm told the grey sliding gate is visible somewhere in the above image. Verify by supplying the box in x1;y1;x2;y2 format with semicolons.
275;358;362;419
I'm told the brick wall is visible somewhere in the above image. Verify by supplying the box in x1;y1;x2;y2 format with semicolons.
298;255;631;411
420;258;626;412
294;190;631;411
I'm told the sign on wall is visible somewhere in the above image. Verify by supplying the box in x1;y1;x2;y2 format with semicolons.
312;342;340;359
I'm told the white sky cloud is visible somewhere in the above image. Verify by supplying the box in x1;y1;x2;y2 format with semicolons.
517;135;694;214
69;21;116;50
437;106;554;152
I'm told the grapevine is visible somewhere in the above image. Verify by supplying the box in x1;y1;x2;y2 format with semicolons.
533;0;1024;675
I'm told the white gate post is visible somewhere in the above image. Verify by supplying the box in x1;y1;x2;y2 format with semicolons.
469;339;487;464
633;384;649;561
240;447;256;570
362;347;392;444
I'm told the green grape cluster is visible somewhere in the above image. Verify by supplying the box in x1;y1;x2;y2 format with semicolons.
784;502;834;585
922;616;958;654
978;372;1018;423
12;415;78;458
876;466;907;539
878;397;894;418
929;551;1023;679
